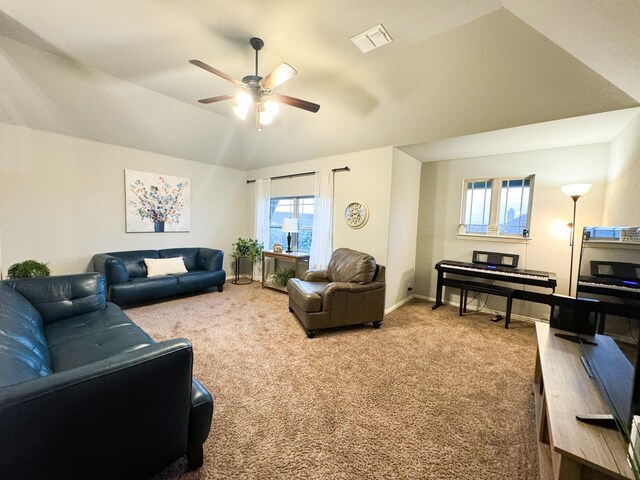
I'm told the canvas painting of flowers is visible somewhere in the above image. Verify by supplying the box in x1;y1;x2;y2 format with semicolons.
125;170;191;232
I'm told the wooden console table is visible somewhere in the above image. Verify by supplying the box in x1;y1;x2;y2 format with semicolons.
261;250;309;293
534;322;634;479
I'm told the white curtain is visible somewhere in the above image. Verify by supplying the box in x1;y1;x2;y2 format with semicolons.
309;171;333;270
254;178;271;280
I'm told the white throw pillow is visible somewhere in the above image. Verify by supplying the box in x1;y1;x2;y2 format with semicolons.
144;257;188;277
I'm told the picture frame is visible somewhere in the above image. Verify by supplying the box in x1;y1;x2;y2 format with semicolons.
273;243;283;253
125;170;191;233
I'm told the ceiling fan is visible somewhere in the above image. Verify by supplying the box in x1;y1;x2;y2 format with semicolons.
190;37;320;131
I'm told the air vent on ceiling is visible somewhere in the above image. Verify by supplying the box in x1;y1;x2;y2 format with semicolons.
351;24;393;53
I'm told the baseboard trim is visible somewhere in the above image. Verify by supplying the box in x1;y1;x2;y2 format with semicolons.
384;295;414;315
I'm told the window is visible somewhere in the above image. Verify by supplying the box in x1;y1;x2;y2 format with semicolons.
461;175;534;237
269;196;314;252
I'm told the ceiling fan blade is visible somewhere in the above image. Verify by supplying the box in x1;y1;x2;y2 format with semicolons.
189;59;245;88
197;93;236;104
273;93;320;113
260;63;297;90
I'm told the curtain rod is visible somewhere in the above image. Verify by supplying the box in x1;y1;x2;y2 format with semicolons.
246;166;350;184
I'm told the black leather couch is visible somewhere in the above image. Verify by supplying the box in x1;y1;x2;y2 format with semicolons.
0;273;213;480
92;247;226;305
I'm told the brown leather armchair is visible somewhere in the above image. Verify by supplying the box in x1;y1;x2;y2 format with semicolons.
287;248;385;338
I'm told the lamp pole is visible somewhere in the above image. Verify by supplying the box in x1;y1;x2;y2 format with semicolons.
561;183;591;296
567;195;579;296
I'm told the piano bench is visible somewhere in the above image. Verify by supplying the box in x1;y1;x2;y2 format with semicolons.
459;282;515;328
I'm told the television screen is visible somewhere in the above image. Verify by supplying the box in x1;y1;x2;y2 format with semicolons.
573;227;640;470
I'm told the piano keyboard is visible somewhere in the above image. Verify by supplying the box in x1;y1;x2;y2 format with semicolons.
439;263;548;280
578;281;640;294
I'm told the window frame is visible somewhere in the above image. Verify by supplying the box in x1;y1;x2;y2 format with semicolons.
269;195;314;252
459;174;535;239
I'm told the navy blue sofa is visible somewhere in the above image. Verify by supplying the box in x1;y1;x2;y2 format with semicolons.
92;247;225;305
0;273;213;479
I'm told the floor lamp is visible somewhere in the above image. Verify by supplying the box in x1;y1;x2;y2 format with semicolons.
561;183;592;296
282;217;298;253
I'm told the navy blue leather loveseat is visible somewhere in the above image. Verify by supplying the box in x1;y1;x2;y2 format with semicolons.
0;273;213;480
92;247;225;305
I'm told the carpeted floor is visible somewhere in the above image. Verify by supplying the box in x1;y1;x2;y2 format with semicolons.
125;282;539;479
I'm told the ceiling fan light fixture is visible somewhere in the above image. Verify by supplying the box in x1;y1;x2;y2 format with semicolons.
259;112;274;125
236;91;252;108
233;105;249;120
264;100;280;116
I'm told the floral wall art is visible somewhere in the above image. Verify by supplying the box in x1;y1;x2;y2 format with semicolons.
125;170;191;233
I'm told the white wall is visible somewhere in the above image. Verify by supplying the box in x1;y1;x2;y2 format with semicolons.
414;143;610;319
386;149;422;310
0;122;246;276
603;111;640;225
246;146;411;307
246;146;393;266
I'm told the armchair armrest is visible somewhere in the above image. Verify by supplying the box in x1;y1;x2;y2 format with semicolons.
320;281;385;305
93;254;130;285
0;339;194;479
303;269;329;282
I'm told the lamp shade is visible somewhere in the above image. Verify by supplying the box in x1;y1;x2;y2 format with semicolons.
561;183;592;198
282;217;299;233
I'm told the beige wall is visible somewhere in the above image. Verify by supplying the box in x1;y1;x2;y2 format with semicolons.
246;147;394;265
386;149;422;310
0;122;246;276
246;146;414;307
414;143;610;319
603;111;640;225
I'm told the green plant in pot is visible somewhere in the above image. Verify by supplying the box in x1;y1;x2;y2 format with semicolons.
272;266;296;287
7;260;51;279
231;238;264;262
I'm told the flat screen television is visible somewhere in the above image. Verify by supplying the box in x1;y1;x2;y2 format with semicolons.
571;227;640;471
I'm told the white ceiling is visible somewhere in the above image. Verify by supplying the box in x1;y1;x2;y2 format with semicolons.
0;0;639;170
401;107;640;162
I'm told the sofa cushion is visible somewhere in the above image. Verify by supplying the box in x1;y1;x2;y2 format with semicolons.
144;257;188;277
0;284;52;386
160;248;199;271
5;274;107;324
45;303;154;371
287;278;327;312
109;276;178;305
110;250;160;278
174;270;225;292
327;248;376;284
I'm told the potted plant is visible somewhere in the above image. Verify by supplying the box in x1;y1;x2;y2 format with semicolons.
271;266;296;288
7;260;51;279
231;238;264;284
231;238;264;262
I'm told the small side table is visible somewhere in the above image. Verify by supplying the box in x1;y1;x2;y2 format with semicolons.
262;251;310;293
232;257;253;285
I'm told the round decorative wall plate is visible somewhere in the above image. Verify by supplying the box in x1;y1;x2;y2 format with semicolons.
345;201;369;229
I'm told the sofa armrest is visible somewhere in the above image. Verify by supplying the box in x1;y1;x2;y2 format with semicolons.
196;248;224;271
303;269;329;282
320;281;385;305
0;339;196;480
93;254;130;285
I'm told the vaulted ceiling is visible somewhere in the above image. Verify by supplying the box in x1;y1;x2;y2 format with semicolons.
1;0;639;170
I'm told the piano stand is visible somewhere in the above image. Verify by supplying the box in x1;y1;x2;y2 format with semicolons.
459;281;514;328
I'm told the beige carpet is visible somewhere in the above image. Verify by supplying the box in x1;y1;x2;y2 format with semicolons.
125;283;539;479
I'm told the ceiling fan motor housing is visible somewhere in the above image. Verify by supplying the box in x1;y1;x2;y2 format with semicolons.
249;37;264;51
